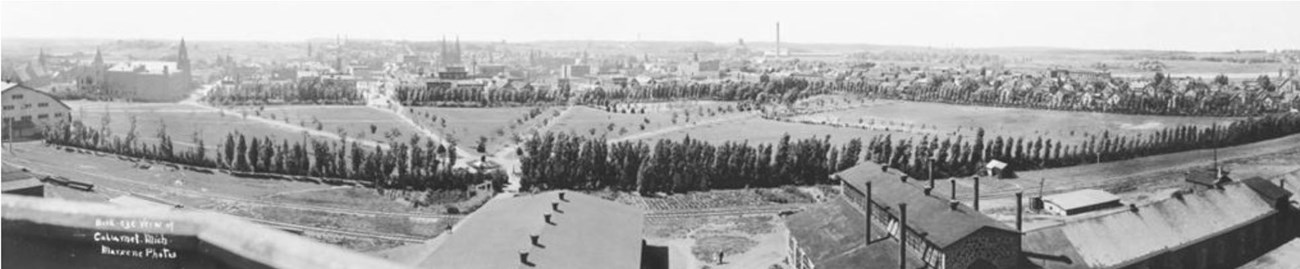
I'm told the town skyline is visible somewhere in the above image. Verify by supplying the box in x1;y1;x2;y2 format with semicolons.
3;1;1300;52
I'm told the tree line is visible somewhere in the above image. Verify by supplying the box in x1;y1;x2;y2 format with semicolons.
520;132;863;194
204;77;363;105
396;83;569;107
828;72;1297;117
864;113;1300;180
44;120;500;191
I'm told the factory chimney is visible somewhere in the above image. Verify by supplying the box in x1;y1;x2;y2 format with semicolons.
974;177;981;211
775;22;781;57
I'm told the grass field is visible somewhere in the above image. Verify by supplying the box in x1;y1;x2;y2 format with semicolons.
550;101;745;140
66;101;326;155
790;98;1239;143
407;106;557;153
635;117;877;146
229;105;424;143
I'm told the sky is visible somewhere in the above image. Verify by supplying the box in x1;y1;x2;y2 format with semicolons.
2;1;1298;52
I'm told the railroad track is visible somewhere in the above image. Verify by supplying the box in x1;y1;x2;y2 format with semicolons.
645;204;807;220
245;219;430;244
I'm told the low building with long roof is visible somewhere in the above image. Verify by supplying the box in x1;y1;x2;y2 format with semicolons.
1024;178;1296;269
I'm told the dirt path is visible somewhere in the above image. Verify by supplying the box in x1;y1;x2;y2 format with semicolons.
363;80;476;168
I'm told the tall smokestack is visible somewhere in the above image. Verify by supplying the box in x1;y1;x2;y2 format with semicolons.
974;177;981;211
899;203;908;269
775;22;781;57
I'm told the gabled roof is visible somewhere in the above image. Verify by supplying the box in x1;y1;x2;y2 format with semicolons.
418;191;644;269
1042;189;1120;211
785;198;926;269
836;162;1016;249
3;83;72;111
1024;182;1281;269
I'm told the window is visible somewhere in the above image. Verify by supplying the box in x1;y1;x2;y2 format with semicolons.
38;102;49;107
2;105;12;110
53;113;63;117
37;114;48;119
20;116;31;121
22;104;32;109
11;94;23;100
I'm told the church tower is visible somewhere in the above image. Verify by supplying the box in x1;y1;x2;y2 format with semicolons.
177;38;191;74
92;48;104;69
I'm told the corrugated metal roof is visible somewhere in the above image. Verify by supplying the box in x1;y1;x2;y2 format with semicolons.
1025;182;1279;268
419;191;644;269
1043;189;1121;211
836;162;1016;248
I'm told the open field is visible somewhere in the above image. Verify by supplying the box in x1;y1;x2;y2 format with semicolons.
636;117;876;146
552;101;747;140
227;105;424;143
66;101;345;155
407;106;558;153
790;98;1240;143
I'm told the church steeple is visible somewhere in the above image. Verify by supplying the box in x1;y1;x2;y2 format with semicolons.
177;38;191;73
38;48;48;65
93;47;104;68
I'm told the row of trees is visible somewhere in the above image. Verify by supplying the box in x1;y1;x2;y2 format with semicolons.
865;113;1300;179
396;83;569;107
204;78;363;105
395;78;822;108
44;120;499;191
828;73;1297;116
520;133;862;193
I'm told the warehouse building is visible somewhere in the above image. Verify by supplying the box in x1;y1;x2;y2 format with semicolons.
1041;189;1123;216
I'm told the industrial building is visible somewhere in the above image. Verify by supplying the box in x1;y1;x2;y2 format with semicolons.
381;191;666;269
2;82;71;139
795;162;1023;269
1040;189;1123;216
1024;178;1296;269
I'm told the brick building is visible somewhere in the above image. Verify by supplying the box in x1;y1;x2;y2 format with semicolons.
98;39;194;102
2;82;71;139
812;162;1022;269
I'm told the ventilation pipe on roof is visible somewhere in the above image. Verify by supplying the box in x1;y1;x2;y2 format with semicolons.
881;165;888;173
559;192;568;202
1173;190;1185;200
950;180;957;200
544;213;553;225
518;250;530;265
949;201;960;210
1129;204;1139;213
922;187;932;196
552;202;561;213
900;176;908;183
899;203;908;269
1016;192;1024;232
866;181;873;244
530;233;541;247
973;177;981;211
